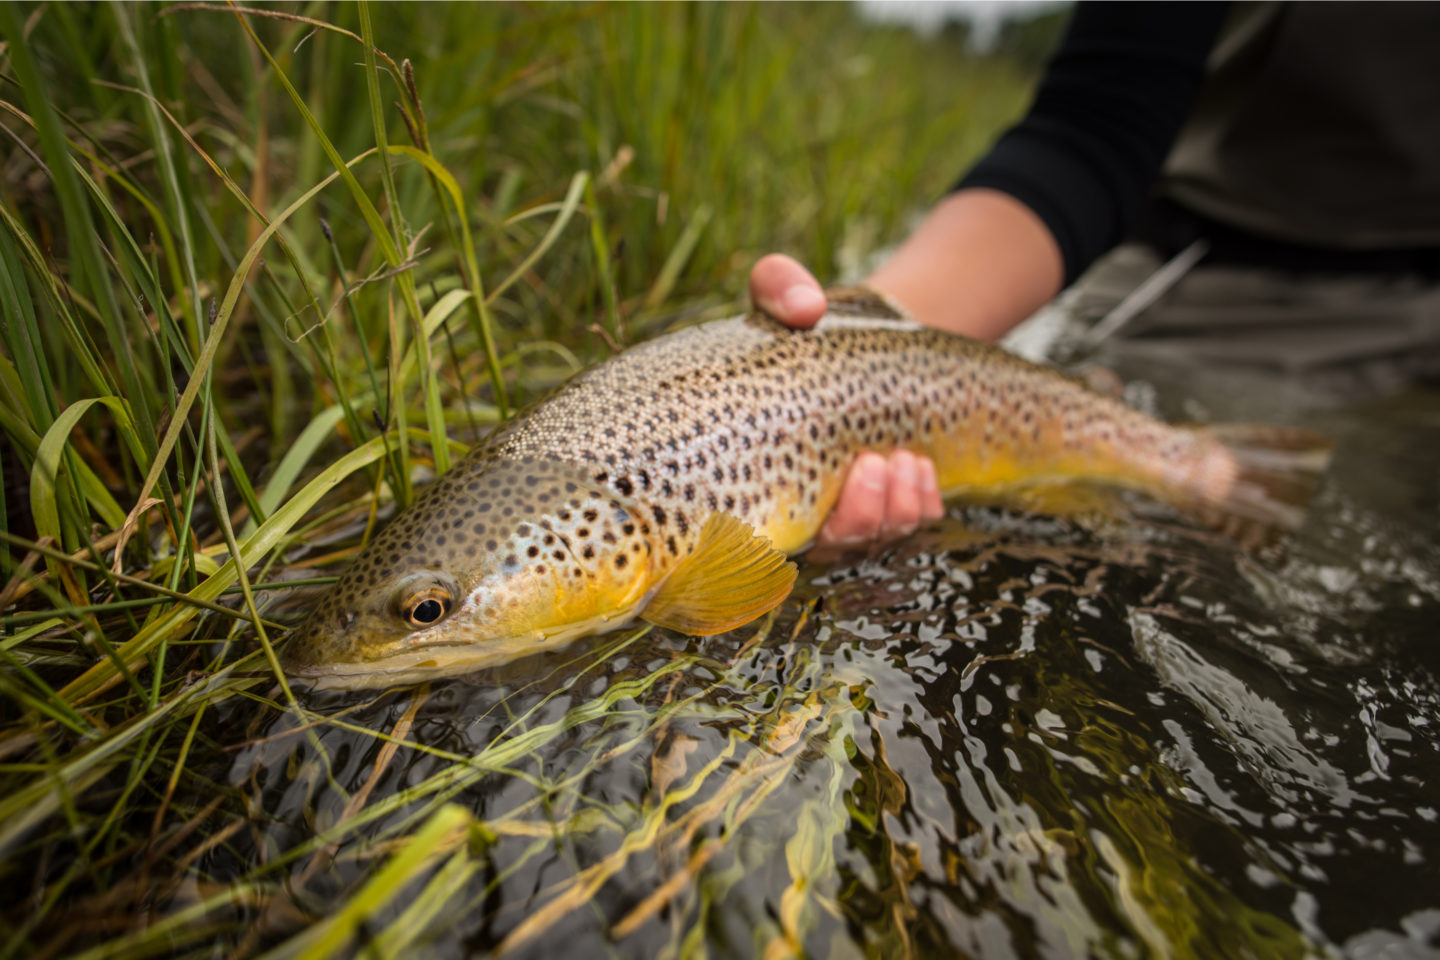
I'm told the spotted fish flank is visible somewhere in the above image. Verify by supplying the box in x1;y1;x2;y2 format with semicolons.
285;287;1327;688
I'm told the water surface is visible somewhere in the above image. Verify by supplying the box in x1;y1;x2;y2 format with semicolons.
202;370;1440;959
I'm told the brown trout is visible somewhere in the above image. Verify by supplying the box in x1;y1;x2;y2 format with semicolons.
285;288;1325;688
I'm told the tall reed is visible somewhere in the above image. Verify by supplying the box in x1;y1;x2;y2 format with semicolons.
0;3;1036;954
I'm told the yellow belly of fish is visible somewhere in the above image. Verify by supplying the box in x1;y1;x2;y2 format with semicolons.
754;471;849;554
929;419;1154;501
752;419;1157;555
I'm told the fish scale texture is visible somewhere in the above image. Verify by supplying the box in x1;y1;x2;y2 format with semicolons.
289;297;1220;679
481;309;1202;555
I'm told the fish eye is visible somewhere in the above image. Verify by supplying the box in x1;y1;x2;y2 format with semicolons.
400;588;453;628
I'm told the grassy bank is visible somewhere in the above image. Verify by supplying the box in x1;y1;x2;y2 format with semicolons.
0;3;1038;954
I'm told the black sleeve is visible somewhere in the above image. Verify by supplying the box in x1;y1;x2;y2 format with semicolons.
956;2;1228;284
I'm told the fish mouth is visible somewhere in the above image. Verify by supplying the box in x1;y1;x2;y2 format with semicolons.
287;644;540;690
285;608;647;691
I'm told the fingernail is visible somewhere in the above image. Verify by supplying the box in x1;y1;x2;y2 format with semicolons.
781;284;826;317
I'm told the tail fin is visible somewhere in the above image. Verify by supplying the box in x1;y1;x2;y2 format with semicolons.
1196;424;1333;530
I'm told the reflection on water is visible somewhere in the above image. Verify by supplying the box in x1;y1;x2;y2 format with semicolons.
199;381;1440;958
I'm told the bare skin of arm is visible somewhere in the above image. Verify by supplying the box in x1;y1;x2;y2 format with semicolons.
750;188;1064;548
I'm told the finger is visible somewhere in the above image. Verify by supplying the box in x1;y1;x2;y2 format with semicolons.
1075;364;1125;399
749;253;827;329
817;452;887;546
881;450;922;537
917;456;945;522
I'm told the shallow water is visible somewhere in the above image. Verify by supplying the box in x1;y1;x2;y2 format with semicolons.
193;373;1440;959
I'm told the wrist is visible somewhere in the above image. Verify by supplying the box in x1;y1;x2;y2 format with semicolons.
865;188;1064;341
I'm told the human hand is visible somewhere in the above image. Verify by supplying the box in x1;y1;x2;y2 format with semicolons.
749;254;945;550
748;252;829;327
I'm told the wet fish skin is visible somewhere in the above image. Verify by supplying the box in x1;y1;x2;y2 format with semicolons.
285;289;1267;688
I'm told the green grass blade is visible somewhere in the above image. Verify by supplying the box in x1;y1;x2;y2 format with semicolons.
645;202;713;310
260;804;473;960
111;154;374;563
111;3;203;341
485;171;589;307
232;10;448;474
0;2;160;460
242;405;347;538
29;397;136;560
388;145;510;418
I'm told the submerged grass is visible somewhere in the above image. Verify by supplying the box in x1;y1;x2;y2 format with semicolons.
0;2;1042;955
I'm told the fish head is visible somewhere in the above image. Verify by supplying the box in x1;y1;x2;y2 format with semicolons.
284;458;657;688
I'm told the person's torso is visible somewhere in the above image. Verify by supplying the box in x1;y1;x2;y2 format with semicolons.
1161;1;1440;249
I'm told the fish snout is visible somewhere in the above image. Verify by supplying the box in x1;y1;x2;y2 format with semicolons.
282;606;362;675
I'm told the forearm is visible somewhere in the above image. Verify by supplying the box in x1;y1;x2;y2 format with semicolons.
865;188;1064;341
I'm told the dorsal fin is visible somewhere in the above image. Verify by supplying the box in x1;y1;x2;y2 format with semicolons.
822;284;909;320
640;513;797;636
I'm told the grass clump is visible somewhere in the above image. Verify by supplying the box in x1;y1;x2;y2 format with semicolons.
0;3;1038;955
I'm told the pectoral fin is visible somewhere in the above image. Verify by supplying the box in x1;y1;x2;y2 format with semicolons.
641;513;798;635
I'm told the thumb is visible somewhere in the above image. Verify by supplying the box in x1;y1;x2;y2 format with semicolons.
749;254;827;329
